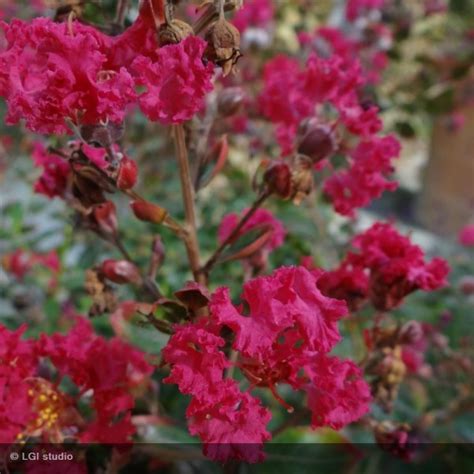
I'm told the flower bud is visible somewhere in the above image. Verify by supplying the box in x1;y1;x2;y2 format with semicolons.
263;161;292;199
100;259;141;284
204;19;242;76
398;320;423;345
217;87;245;116
92;201;118;236
459;275;474;295
131;200;168;224
148;235;165;279
297;124;336;164
117;157;138;190
158;19;194;46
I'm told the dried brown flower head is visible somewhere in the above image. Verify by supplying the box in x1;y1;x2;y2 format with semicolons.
204;18;242;76
158;19;194;46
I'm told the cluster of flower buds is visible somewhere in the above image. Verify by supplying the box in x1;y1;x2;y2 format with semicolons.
262;121;337;204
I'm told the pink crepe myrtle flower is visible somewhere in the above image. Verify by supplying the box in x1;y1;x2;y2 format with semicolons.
211;266;347;355
32;143;71;199
304;354;372;429
0;319;153;444
0;18;136;134
323;135;400;217
162;266;371;462
232;0;274;33
459;224;474;247
317;263;369;312
258;51;400;216
326;222;450;311
132;36;214;124
2;248;60;281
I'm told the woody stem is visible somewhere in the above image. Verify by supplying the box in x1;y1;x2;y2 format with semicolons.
200;189;271;276
172;124;205;285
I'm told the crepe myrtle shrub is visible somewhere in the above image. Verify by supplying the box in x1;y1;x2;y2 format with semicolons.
0;0;455;466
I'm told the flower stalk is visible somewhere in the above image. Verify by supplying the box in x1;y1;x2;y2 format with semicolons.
173;124;206;285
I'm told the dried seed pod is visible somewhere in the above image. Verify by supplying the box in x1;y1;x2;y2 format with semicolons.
204;18;242;76
85;269;118;316
297;124;336;164
158;19;194;46
263;161;293;199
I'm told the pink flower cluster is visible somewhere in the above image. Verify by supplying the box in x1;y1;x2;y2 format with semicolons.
300;25;391;84
32;143;71;198
163;266;371;462
258;52;400;216
459;224;474;247
0;319;153;444
0;2;214;132
324;135;400;216
132;36;214;124
318;222;450;311
0;18;136;134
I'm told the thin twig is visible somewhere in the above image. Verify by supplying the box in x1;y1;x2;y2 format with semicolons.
200;190;271;276
114;0;130;27
94;229;162;300
172;124;206;285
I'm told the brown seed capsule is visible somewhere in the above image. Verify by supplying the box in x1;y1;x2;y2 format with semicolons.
204;18;242;76
263;161;293;199
297;124;336;164
158;19;194;46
